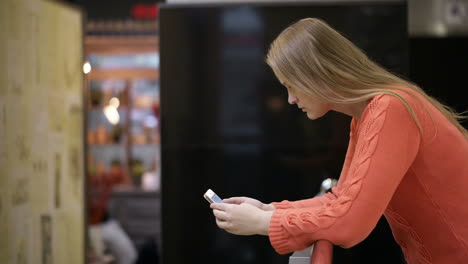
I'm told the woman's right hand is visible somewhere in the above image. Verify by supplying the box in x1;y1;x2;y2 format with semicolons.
223;197;276;211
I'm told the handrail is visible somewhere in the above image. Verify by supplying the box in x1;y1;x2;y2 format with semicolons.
287;178;337;264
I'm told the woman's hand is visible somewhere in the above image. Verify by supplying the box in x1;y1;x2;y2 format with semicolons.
223;197;276;211
210;203;273;236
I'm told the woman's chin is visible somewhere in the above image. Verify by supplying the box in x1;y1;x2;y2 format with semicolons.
306;111;325;120
306;112;317;120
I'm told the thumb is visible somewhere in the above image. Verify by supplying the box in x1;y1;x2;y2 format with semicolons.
210;202;229;211
223;197;245;204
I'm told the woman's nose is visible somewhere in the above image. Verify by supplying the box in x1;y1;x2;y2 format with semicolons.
288;93;298;105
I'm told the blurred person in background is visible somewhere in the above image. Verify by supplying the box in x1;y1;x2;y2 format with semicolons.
88;161;137;264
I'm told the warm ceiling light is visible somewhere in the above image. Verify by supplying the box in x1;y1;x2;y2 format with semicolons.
83;61;92;74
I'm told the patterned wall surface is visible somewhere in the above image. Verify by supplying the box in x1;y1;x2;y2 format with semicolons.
0;0;84;263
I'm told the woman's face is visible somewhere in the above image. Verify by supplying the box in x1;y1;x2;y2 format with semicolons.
285;84;331;120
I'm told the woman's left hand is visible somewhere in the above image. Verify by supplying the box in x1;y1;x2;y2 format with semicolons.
210;202;273;236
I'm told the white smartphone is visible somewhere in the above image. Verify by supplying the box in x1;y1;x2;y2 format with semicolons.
204;189;224;204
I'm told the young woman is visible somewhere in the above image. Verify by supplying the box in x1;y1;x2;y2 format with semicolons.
210;18;468;264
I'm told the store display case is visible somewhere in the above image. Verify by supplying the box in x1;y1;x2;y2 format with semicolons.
83;18;161;263
84;35;162;259
85;36;161;189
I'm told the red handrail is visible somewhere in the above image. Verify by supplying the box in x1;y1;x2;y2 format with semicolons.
310;240;333;264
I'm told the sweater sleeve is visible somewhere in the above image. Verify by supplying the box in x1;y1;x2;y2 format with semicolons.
269;94;421;254
272;192;337;210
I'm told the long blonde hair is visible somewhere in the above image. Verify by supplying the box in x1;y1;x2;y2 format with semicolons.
266;18;467;139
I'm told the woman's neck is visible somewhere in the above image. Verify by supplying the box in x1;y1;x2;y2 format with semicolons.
332;99;370;120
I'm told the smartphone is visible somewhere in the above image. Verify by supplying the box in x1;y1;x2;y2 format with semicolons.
204;189;224;204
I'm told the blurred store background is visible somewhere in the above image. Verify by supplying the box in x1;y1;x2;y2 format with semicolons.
74;1;164;263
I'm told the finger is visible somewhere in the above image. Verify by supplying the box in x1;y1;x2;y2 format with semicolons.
210;202;229;211
212;209;229;221
223;197;246;204
216;218;231;230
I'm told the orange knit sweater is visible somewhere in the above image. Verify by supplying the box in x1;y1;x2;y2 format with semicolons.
269;90;468;264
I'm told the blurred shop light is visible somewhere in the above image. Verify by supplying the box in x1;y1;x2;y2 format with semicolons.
104;104;120;125
433;22;448;37
83;61;92;74
109;97;120;108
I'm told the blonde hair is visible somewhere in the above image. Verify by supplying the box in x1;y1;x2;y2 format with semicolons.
266;18;467;139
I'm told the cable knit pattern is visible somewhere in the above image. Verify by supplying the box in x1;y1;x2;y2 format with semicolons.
272;192;337;210
269;95;389;254
385;208;432;263
333;96;388;205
